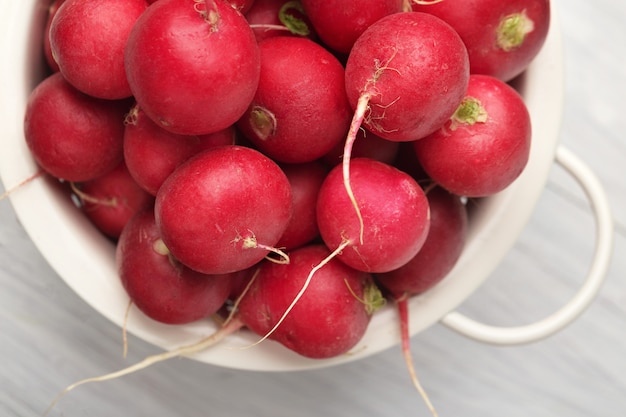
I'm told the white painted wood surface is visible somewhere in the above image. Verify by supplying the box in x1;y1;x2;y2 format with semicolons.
2;0;625;415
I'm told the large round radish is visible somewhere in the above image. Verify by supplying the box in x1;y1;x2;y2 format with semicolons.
413;74;532;197
316;158;430;273
124;0;261;135
237;36;352;164
344;11;470;143
116;207;232;325
49;0;148;99
300;0;404;55
412;0;550;82
237;244;382;359
155;145;293;275
376;186;468;298
23;72;129;182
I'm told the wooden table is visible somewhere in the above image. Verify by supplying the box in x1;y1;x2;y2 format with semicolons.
2;0;625;415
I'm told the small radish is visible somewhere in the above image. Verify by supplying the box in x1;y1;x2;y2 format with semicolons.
23;72;129;182
155;145;293;275
123;104;235;196
316;158;430;273
275;161;328;251
412;0;551;82
237;244;384;358
413;74;532;197
124;0;261;135
237;36;352;164
49;0;148;99
300;0;404;55
71;162;154;239
116;207;232;325
245;0;315;43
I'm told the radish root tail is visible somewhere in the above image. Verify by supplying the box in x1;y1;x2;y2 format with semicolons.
43;317;244;416
0;170;44;201
397;295;439;417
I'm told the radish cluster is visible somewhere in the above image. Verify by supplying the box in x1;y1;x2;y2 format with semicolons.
26;0;550;386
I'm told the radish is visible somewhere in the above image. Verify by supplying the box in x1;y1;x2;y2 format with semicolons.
71;162;154;239
322;128;399;167
123;104;235;196
300;0;404;55
116;207;232;324
275;161;328;251
124;0;261;135
413;74;532;197
236;36;352;164
316;158;430;273
49;0;148;99
412;0;551;82
23;72;129;182
237;244;384;358
42;0;65;73
154;145;293;275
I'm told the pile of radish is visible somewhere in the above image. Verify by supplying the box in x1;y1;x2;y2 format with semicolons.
21;0;551;412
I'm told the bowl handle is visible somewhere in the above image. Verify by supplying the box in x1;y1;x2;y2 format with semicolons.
439;145;614;345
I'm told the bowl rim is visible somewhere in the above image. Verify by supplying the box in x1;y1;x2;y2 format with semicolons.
0;0;564;371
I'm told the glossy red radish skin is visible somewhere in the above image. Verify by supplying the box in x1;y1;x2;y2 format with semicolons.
322;128;399;167
73;162;155;239
237;36;352;164
117;208;232;325
155;145;293;275
245;0;315;43
344;11;470;142
237;244;380;358
43;0;65;73
316;158;430;273
125;0;261;135
376;186;468;298
413;74;532;197
23;72;128;182
300;0;404;55
49;0;148;99
412;0;550;82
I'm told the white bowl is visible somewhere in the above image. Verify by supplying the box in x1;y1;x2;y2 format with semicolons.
1;0;564;371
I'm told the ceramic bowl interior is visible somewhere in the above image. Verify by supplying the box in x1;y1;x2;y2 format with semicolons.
0;1;563;371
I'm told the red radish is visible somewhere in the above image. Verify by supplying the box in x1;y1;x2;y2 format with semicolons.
237;36;352;164
72;162;154;239
376;185;468;297
23;72;129;182
49;0;148;99
316;158;430;273
237;244;384;358
245;0;315;42
123;104;235;196
155;145;293;275
226;0;256;14
300;0;404;55
322;128;399;167
116;207;232;324
413;74;532;197
124;0;261;135
412;0;550;82
275;161;328;251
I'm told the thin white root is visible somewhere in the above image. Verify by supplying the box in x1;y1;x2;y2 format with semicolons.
0;170;44;201
122;299;133;359
343;93;371;245
397;295;438;417
258;243;290;265
43;317;244;416
233;239;352;350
